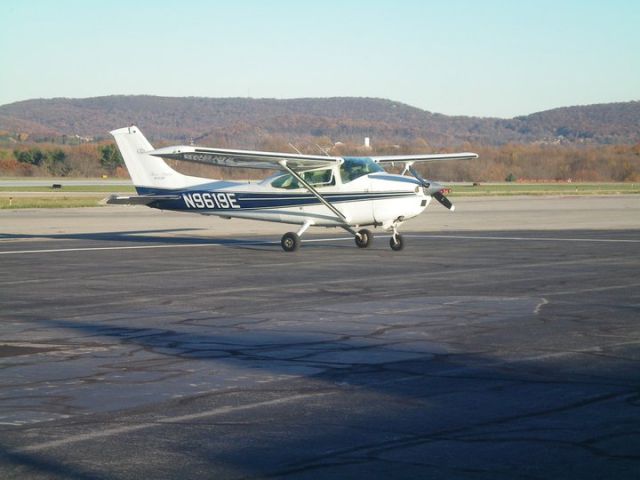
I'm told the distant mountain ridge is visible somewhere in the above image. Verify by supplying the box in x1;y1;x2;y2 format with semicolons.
0;95;638;147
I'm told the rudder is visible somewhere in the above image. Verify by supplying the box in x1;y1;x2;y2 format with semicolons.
110;126;191;191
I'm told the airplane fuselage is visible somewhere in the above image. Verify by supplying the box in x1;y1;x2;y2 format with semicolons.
136;172;430;228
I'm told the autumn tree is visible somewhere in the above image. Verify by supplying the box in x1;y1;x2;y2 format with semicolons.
46;150;71;176
14;148;47;166
99;144;124;173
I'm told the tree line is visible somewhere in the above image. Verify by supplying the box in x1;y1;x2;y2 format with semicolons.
1;144;124;177
0;137;638;182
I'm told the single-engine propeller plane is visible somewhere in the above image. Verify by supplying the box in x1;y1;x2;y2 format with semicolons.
109;126;477;251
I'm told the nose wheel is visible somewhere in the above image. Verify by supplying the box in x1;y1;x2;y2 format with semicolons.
389;230;404;251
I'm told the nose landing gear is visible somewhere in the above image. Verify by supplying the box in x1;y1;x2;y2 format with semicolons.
390;231;404;251
385;218;405;251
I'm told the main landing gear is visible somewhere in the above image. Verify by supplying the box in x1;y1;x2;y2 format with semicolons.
281;232;301;252
281;221;311;252
354;228;373;248
281;226;373;252
280;225;407;252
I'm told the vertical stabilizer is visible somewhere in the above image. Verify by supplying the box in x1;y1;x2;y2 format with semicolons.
110;126;197;191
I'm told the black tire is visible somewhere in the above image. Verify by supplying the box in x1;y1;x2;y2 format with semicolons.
355;228;373;248
390;234;404;251
281;232;300;252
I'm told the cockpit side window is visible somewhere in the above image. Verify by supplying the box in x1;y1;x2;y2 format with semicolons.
271;169;335;189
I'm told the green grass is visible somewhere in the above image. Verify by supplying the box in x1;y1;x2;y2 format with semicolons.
448;183;640;196
0;185;136;193
0;196;104;209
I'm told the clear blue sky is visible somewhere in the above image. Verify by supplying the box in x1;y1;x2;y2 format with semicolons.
1;0;638;117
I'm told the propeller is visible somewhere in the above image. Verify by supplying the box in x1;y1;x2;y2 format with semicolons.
408;165;455;211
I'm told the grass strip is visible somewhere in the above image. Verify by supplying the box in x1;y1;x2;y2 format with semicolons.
0;185;136;193
448;183;640;196
0;196;104;209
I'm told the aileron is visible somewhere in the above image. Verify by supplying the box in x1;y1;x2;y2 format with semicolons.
371;152;478;164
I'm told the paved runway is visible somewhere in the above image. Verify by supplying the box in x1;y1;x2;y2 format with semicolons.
0;198;639;479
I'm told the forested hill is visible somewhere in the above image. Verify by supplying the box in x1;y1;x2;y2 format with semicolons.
0;95;638;147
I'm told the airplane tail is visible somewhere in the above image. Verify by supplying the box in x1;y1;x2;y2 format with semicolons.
110;126;205;192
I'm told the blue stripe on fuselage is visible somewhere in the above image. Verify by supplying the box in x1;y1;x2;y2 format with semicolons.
134;187;415;211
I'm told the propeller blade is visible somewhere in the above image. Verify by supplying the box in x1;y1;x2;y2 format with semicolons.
433;191;455;211
407;165;455;211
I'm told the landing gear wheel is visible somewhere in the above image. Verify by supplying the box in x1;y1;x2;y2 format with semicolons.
390;233;404;251
355;229;373;248
281;232;300;252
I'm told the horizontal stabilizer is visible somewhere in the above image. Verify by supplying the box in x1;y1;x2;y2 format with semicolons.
106;194;181;205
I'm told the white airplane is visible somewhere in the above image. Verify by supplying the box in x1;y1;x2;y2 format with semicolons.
109;126;477;251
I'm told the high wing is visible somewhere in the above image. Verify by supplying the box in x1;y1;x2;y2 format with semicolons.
371;152;478;164
149;146;341;170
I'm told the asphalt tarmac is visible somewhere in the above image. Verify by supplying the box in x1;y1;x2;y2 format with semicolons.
0;197;639;479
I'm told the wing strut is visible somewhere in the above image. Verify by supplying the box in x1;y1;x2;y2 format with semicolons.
278;161;350;224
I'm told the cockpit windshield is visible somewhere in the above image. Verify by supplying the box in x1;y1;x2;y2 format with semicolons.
340;157;384;183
